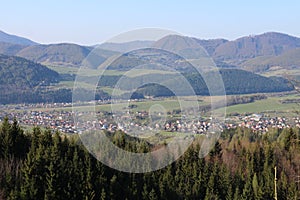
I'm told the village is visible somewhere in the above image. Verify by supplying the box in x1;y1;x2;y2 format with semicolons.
0;104;299;135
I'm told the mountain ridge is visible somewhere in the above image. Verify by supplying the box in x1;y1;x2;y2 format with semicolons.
98;40;154;52
0;30;38;46
16;43;92;67
213;32;300;61
1;30;300;73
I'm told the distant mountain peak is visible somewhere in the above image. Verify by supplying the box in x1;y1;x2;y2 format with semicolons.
98;40;154;52
213;31;300;60
0;30;38;46
152;34;228;56
152;34;201;51
261;31;294;37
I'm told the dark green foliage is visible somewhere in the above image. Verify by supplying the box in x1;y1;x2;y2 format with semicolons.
0;54;111;104
216;69;294;94
0;53;294;104
0;120;299;199
97;69;294;98
0;54;59;87
0;54;59;104
134;83;174;98
1;85;110;104
0;117;29;159
0;88;72;104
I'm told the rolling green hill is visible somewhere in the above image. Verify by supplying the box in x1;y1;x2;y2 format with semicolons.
0;55;111;104
0;30;298;105
104;48;197;73
96;69;294;97
15;43;119;68
0;54;62;103
16;43;92;67
0;54;59;88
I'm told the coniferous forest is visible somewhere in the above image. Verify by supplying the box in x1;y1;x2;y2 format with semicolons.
0;117;300;200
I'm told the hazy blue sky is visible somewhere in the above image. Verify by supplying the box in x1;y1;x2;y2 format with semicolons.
0;0;299;45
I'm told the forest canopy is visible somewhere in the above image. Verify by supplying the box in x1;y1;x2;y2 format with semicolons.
0;118;299;199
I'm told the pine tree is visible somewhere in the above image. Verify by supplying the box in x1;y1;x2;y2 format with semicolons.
209;140;222;161
0;117;12;158
142;183;149;200
83;152;95;200
129;174;138;199
241;175;254;200
148;189;158;200
233;187;240;200
44;137;61;199
20;144;45;199
109;175;118;199
100;188;106;200
252;173;262;199
283;128;297;151
278;171;288;200
225;185;233;200
205;162;220;200
94;159;107;199
287;180;298;200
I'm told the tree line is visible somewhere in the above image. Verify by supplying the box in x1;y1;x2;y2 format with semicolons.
0;117;299;199
97;69;294;99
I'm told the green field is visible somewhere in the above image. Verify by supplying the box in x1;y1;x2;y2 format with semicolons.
73;98;207;113
48;65;177;92
6;91;300;118
221;94;300;117
26;96;209;113
48;65;127;76
48;65;174;77
55;81;94;89
101;87;127;95
261;67;300;77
